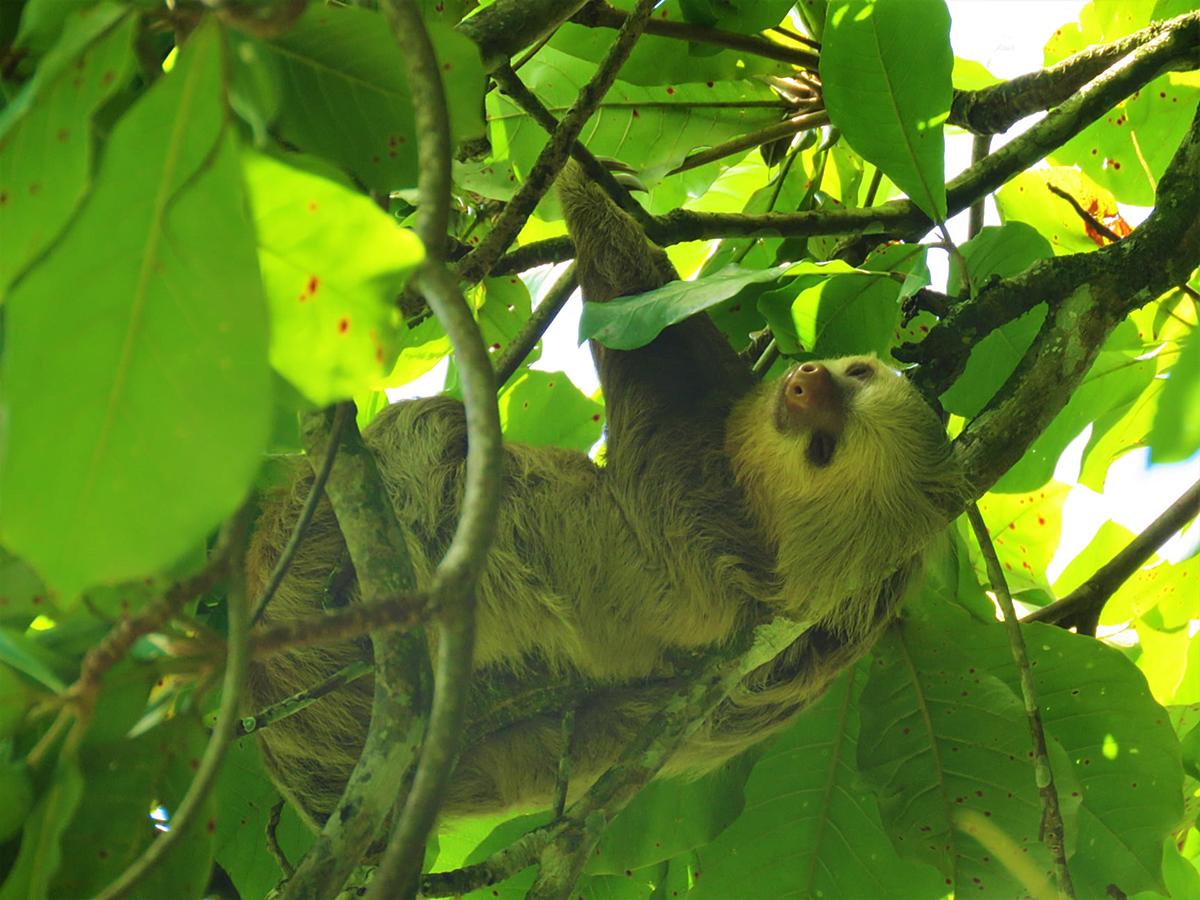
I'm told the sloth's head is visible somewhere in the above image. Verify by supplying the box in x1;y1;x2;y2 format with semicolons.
727;355;964;606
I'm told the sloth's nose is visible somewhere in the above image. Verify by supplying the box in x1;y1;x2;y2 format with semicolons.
785;363;837;411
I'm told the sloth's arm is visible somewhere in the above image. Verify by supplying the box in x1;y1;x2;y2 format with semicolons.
557;163;756;474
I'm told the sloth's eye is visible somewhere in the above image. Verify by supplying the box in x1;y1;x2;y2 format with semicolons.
845;361;874;380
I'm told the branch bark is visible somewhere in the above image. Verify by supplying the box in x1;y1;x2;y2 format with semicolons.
277;406;428;900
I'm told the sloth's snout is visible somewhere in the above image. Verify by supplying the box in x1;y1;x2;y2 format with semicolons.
784;363;838;414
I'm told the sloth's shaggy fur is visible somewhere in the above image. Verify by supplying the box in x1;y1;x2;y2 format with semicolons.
245;163;964;829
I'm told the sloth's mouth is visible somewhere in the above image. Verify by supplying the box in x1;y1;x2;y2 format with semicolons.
807;431;837;467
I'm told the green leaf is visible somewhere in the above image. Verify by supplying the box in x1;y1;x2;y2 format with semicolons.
1150;321;1200;462
491;46;782;180
0;756;84;900
244;150;423;404
1046;3;1200;207
581;263;791;350
0;547;53;625
215;739;315;899
992;322;1156;493
251;6;485;193
820;0;952;222
995;167;1120;255
0;626;67;691
689;670;945;899
0;20;271;598
859;617;1077;897
973;481;1071;598
499;371;603;453
794;243;925;359
0;5;135;291
548;2;790;86
590;753;756;876
901;599;1184;898
48;716;215;898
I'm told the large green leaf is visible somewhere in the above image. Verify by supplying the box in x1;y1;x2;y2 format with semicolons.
1045;3;1200;207
992;321;1156;493
590;753;756;876
939;224;1054;418
892;598;1184;898
548;0;791;86
0;757;84;900
689;669;945;900
215;738;315;899
794;243;926;359
48;716;215;898
0;5;135;291
244;151;423;404
0;20;270;597
249;5;485;193
859;616;1076;898
499;370;603;453
491;46;782;181
580;263;792;350
820;0;951;222
1150;321;1200;463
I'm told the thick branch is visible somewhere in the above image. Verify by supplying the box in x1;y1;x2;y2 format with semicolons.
954;101;1200;493
950;10;1200;134
455;0;590;71
1024;478;1200;630
278;406;427;900
369;1;506;895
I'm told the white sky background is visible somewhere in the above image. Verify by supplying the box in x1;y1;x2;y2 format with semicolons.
393;1;1200;567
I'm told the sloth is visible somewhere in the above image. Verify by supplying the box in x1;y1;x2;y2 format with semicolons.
245;163;965;829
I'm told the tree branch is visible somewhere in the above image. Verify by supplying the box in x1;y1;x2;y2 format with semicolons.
1024;478;1200;632
367;0;506;894
455;0;591;72
953;101;1200;494
277;405;428;900
949;10;1200;134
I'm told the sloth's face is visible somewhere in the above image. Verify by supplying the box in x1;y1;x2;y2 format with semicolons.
772;356;892;467
731;354;951;507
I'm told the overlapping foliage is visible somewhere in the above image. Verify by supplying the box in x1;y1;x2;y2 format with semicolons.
0;0;1197;897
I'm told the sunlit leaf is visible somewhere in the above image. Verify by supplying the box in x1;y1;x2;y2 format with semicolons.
820;0;952;221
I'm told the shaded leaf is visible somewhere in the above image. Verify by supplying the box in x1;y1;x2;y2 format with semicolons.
0;21;271;597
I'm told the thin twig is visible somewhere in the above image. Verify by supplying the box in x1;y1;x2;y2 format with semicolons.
266;800;295;879
494;263;578;387
455;0;661;284
1024;478;1200;632
966;504;1075;899
250;404;349;627
1046;183;1124;244
491;65;658;234
246;591;431;660
967;134;991;239
94;516;253;900
666;111;829;176
237;659;373;737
